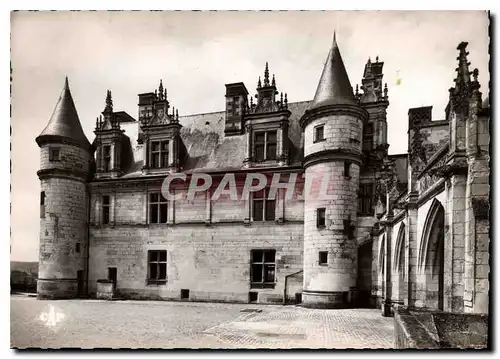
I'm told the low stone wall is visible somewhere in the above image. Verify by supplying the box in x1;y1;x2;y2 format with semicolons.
394;307;489;349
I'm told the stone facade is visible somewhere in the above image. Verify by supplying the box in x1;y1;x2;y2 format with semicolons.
36;40;490;315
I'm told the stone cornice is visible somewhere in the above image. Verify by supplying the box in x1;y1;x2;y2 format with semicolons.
303;148;362;169
36;134;91;152
433;159;468;178
244;109;291;122
37;168;88;182
417;179;445;207
299;103;369;130
417;143;449;180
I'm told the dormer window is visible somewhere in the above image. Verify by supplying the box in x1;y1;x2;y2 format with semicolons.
150;140;169;169
254;131;277;162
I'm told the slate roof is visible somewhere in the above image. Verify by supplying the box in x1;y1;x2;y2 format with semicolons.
120;100;311;178
36;77;91;149
310;34;357;110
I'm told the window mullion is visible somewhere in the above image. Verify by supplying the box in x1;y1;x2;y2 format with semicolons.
264;132;268;160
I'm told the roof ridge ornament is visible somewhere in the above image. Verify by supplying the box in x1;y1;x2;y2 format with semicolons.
264;62;270;86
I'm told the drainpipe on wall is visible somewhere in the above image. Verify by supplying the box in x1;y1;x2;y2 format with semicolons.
283;270;303;306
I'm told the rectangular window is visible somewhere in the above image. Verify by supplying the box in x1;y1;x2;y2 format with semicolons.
103;145;111;172
181;289;190;299
250;249;276;288
108;267;117;282
319;251;328;265
148;250;167;285
314;125;325;143
40;191;46;218
317;208;326;228
102;195;110;224
358;184;374;216
75;243;80;253
344;161;351;177
149;192;168;224
254;131;277;162
150;140;169;169
363;123;374;152
49;148;60;162
252;189;275;222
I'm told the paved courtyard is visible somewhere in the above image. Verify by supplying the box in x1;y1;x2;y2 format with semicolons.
11;295;394;349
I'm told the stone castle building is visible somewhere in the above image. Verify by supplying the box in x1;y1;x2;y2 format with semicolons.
35;37;490;314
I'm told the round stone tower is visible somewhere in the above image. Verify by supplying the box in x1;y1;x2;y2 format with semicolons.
35;77;91;299
299;35;368;308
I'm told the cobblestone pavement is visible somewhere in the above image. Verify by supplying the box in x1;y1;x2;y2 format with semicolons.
11;295;394;349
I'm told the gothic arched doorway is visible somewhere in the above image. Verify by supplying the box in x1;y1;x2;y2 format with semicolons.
393;223;406;305
421;200;445;310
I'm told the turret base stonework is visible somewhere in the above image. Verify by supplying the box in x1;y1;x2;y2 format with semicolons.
37;279;78;300
301;290;352;309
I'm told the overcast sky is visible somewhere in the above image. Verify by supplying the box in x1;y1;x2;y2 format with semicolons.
11;11;489;261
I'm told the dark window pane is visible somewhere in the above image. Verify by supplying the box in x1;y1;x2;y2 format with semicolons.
319;251;328;264
150;204;158;223
254;189;264;199
251;264;263;282
317;208;326;227
158;263;166;279
255;145;264;162
344;162;351;177
160;192;167;202
104;158;111;172
264;264;275;282
159;251;167;262
252;251;263;263
265;200;275;221
255;133;265;143
152;153;160;168
151;141;160;151
75;243;80;253
266;143;277;160
150;193;159;203
264;250;275;263
161;141;169;151
149;263;157;279
49;148;60;161
160;203;168;223
149;251;158;262
267;131;277;143
161;153;169;168
103;207;110;224
316;126;324;141
40;191;45;206
103;146;111;156
103;195;110;205
108;267;117;282
253;200;263;221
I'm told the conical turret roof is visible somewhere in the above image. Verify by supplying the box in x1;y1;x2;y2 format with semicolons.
310;33;357;110
36;77;90;149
